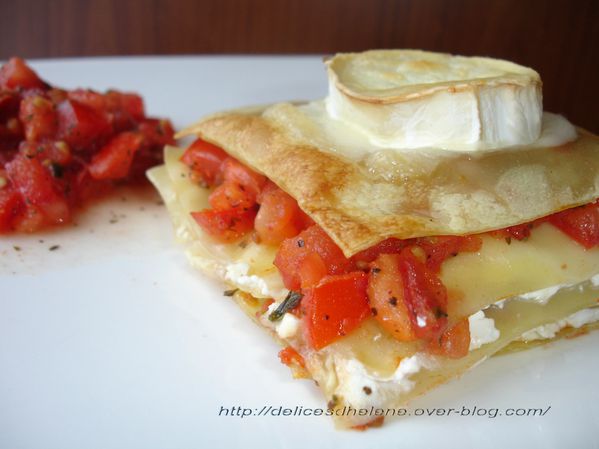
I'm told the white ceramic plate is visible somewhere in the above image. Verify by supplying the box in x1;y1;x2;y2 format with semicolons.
1;57;597;449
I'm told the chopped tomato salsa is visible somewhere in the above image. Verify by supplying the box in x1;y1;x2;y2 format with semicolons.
0;57;174;233
182;138;599;356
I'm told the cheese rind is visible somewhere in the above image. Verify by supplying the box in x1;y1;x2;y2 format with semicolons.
325;50;569;151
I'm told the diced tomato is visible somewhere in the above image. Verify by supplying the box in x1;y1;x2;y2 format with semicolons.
191;207;257;242
549;201;599;249
0;57;47;91
19;95;57;141
137;119;175;147
208;180;256;210
416;235;482;273
67;89;107;112
106;91;145;121
427;317;470;359
180;138;229;186
56;99;112;150
274;225;354;290
255;183;305;246
278;346;306;369
0;92;21;121
5;154;69;226
367;254;417;341
303;272;371;350
298;251;328;289
0;187;23;232
222;158;266;197
19;141;72;166
351;237;407;265
88;132;144;180
489;223;535;242
397;247;448;340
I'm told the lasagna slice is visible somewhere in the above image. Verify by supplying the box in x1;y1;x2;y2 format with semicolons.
148;50;599;428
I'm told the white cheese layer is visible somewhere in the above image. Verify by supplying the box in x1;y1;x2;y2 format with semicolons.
468;311;500;350
325;50;576;152
520;308;599;341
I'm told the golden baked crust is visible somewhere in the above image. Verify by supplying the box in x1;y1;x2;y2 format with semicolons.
177;104;599;257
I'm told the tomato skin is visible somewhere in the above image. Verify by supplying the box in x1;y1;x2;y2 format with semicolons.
368;254;417;341
426;317;470;359
303;272;371;350
298;251;328;289
56;99;112;150
137;119;175;147
19;95;57;142
5;154;69;226
274;225;354;290
351;237;407;265
88;132;144;180
180;138;229;186
489;223;534;242
19;141;72;166
222;158;266;197
208;181;256;210
0;187;24;232
397;247;448;340
549;202;599;249
278;346;306;369
255;183;304;246
0;57;47;91
417;235;482;273
191;207;257;242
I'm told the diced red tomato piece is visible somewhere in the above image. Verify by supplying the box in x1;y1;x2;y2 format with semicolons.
303;272;371;350
19;141;72;166
0;57;47;91
351;237;407;265
106;91;145;121
0;187;23;232
0;92;21;121
56;99;112;150
255;183;305;246
180;138;229;186
397;247;448;340
137;119;175;147
88;132;143;180
67;89;107;112
222;158;266;197
208;180;256;210
298;251;328;289
367;254;417;341
274;225;354;290
489;223;535;242
549;201;599;249
427;318;470;358
416;235;482;273
19;95;57;141
5;154;69;226
278;346;306;369
191;207;257;242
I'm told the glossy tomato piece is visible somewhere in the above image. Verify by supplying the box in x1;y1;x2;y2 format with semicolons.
67;89;107;112
367;254;417;341
5;154;69;227
19;95;57;141
298;251;328;289
549;201;599;249
427;317;470;359
489;223;535;242
88;132;144;180
180;138;229;186
303;272;371;350
106;91;145;121
351;237;407;265
222;158;266;197
0;186;23;232
0;57;47;91
397;247;448;340
208;180;256;210
255;183;304;246
191;207;257;242
137;118;175;147
56;99;111;150
274;225;354;291
416;235;482;273
0;92;21;121
19;141;72;166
